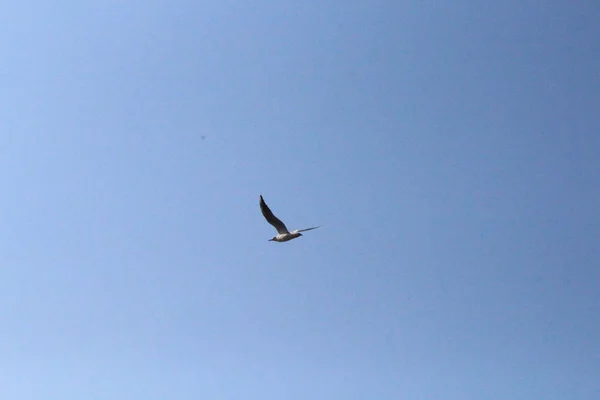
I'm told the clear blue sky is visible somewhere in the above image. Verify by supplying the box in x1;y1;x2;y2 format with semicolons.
2;1;599;398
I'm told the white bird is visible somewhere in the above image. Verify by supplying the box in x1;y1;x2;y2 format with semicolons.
260;195;320;242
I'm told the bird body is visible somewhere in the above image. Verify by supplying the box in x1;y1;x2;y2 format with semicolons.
269;232;303;242
259;195;320;243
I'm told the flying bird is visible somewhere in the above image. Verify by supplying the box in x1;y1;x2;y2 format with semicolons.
259;195;320;242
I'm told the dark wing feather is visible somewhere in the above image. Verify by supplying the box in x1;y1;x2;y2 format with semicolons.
296;226;320;233
260;195;289;234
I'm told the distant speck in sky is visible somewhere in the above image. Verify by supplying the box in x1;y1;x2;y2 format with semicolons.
201;135;206;140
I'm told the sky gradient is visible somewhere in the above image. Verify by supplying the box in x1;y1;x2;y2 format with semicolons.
1;1;599;399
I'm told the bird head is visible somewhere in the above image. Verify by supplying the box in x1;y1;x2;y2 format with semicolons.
269;237;276;242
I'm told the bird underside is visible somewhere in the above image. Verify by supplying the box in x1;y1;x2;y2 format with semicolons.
272;232;303;242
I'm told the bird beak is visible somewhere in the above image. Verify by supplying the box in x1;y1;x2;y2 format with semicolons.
268;238;274;242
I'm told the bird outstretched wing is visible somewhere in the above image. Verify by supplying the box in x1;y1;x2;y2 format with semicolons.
260;195;290;234
295;226;320;233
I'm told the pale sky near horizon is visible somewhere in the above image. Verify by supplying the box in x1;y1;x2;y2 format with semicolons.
1;1;599;399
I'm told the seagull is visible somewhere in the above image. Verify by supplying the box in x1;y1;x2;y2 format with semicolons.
259;195;320;242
